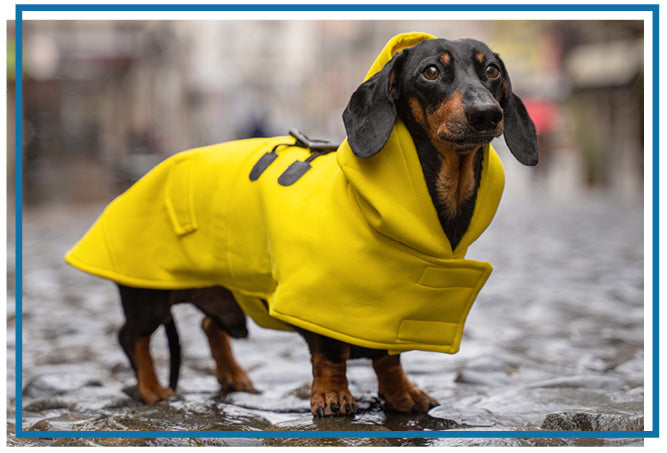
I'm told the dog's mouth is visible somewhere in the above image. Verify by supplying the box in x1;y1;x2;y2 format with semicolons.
438;131;502;154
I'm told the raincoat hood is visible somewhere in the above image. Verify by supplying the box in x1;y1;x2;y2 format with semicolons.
338;32;503;258
66;32;505;355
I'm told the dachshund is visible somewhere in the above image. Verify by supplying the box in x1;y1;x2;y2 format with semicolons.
112;37;538;416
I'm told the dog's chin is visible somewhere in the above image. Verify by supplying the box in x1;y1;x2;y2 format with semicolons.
454;143;485;155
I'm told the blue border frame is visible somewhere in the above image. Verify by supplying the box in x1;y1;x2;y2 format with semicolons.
13;3;659;440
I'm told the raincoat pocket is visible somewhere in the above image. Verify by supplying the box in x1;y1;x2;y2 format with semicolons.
164;155;198;236
395;260;493;351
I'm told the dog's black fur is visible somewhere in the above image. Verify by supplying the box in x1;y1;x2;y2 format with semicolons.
115;38;538;415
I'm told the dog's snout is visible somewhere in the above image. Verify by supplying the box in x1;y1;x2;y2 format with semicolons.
465;103;503;133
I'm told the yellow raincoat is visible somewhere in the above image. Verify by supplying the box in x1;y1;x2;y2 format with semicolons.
66;32;505;354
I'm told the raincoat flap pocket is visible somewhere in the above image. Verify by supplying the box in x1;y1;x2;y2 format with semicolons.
396;260;493;350
397;319;459;349
164;156;198;236
418;261;492;288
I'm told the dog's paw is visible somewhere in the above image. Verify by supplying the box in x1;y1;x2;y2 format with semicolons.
380;384;438;414
139;384;174;405
217;368;257;394
311;388;357;417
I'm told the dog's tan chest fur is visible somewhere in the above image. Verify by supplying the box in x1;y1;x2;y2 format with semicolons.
435;146;478;219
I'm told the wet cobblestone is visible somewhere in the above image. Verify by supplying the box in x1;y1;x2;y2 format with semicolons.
7;190;645;446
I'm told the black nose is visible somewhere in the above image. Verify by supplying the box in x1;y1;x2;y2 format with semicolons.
466;103;503;133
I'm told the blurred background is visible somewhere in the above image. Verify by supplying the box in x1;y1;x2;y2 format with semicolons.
7;19;644;205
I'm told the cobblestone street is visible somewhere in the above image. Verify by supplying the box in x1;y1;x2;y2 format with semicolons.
7;189;645;446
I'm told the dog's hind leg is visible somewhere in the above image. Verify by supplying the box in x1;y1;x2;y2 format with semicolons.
372;353;438;413
118;323;175;404
117;284;175;404
183;286;255;393
134;333;175;404
201;316;256;393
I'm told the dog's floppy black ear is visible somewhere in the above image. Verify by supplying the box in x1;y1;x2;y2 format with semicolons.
498;59;539;166
343;52;405;158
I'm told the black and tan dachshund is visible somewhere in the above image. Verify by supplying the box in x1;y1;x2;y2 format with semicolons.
116;37;538;415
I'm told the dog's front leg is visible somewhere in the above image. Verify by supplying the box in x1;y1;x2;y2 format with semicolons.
300;331;357;417
372;354;438;413
311;352;357;417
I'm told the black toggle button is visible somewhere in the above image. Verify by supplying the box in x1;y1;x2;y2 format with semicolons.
249;131;339;184
249;152;279;181
277;160;312;186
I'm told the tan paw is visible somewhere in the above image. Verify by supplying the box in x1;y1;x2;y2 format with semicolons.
217;368;257;393
311;387;357;417
139;384;174;405
381;383;438;413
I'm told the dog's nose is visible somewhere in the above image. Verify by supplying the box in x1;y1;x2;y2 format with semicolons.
465;103;503;133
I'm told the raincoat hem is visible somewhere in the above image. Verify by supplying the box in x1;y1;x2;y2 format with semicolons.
64;252;218;290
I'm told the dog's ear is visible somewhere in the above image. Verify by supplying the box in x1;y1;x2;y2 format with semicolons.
343;51;406;158
498;58;539;166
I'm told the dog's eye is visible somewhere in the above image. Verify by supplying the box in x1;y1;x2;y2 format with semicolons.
422;65;440;80
485;64;500;79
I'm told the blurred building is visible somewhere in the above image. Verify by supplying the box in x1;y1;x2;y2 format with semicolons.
8;20;644;205
559;21;644;195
